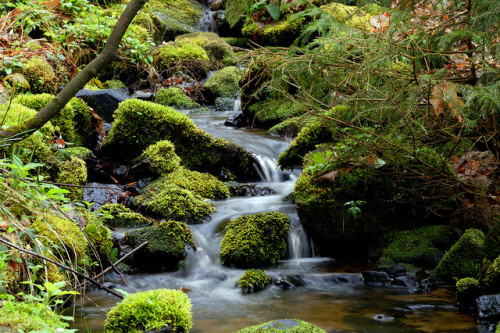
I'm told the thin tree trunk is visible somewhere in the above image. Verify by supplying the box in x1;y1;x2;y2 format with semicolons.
0;0;147;140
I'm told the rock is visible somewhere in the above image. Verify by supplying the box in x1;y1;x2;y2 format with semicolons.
226;182;275;197
362;271;391;287
275;278;295;289
131;91;153;100
476;294;500;321
204;66;243;99
213;10;231;36
210;0;223;11
155;87;201;110
145;327;174;333
97;204;151;228
224;113;248;128
237;319;326;332
75;89;130;122
238;269;271;293
373;314;395;323
376;257;406;277
392;276;419;293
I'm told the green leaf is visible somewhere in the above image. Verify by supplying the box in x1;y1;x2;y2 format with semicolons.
267;3;281;21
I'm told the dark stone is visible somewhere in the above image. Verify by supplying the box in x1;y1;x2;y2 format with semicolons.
226;182;275;197
392;276;419;293
131;91;154;100
476;294;500;321
115;165;128;178
75;89;130;122
144;327;174;333
373;314;395;323
362;271;391;287
275;278;295;289
213;10;232;37
224;113;248;128
376;258;406;277
324;273;364;284
210;0;223;10
419;278;438;293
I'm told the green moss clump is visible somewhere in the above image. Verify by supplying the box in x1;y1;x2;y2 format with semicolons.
153;41;210;77
155;87;201;109
103;99;258;181
124;220;195;271
161;167;230;200
23;57;59;94
103;79;126;89
0;302;68;332
225;0;252;30
242;16;305;46
456;277;480;306
220;212;290;268
360;3;390;15
97;203;151;228
381;225;454;267
268;117;305;138
204;66;243;98
246;98;307;129
430;229;486;281
134;184;215;223
482;255;500;294
56;147;94;160
32;214;88;261
175;32;233;65
140;140;181;174
236;319;326;333
104;289;192;333
238;269;271;293
222;37;249;47
143;0;204;27
56;156;87;200
321;2;371;30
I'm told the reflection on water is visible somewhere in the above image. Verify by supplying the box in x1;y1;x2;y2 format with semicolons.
73;112;484;333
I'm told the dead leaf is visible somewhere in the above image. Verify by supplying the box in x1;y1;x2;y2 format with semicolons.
430;98;445;116
314;170;340;184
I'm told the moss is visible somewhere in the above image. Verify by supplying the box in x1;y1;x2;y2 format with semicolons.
456;277;480;306
56;147;94;160
204;66;243;98
55;156;87;200
246;98;307;129
321;2;371;31
430;229;486;281
155;87;201;110
242;16;305;46
238;269;271;293
142;0;204;27
485;220;500;260
97;203;151;228
104;289;192;333
140;139;181;174
103;99;258;181
236;319;326;333
0;301;68;332
103;79;126;89
153;41;210;78
175;32;233;65
381;225;454;267
222;37;249;47
124;220;195;271
134;184;215;223
220;212;290;268
83;212;113;256
360;3;390;15
496;322;500;333
23;57;59;94
225;0;252;30
482;255;500;294
268;117;305;138
160;167;230;200
32;214;88;262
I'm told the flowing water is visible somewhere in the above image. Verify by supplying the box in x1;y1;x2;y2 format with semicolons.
74;101;487;332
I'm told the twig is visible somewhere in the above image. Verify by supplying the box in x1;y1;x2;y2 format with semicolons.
0;236;124;299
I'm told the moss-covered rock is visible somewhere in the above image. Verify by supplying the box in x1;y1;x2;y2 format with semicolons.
238;269;271;293
220;212;290;268
236;319;326;333
140;139;181;175
225;0;252;32
103;99;258;181
222;37;249;47
204;66;244;99
381;225;454;267
482;255;500;294
124;220;194;271
0;301;69;332
103;79;126;89
22;57;59;94
175;32;233;65
246;98;307;129
153;41;210;79
104;289;192;333
56;147;94;160
242;16;305;46
430;229;486;281
155;87;201;109
97;203;151;228
55;156;87;200
155;167;230;200
456;277;480;307
133;184;215;223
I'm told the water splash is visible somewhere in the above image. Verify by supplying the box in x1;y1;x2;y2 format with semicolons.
195;5;216;32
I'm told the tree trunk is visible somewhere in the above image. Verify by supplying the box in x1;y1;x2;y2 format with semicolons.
0;0;148;140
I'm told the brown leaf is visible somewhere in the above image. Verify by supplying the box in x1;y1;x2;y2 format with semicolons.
0;82;4;94
430;98;445;116
314;170;340;184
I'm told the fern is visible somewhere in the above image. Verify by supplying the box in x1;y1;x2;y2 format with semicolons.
14;6;57;36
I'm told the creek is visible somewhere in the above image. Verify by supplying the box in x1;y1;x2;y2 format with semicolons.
74;104;486;332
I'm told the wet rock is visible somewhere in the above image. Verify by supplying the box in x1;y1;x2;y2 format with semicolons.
115;165;128;178
392;276;419;293
224;113;248;127
362;271;391;287
145;327;174;333
226;182;275;197
376;257;406;277
419;278;438;293
131;91;154;100
213;10;231;37
210;0;223;11
83;182;123;211
275;278;295;289
373;314;395;323
476;294;500;321
75;88;130;122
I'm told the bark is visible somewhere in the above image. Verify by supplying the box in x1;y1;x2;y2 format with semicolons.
0;0;148;140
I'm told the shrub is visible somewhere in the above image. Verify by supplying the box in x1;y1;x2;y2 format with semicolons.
238;269;271;293
104;289;192;333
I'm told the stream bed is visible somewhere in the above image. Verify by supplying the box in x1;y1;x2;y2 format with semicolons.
74;110;486;333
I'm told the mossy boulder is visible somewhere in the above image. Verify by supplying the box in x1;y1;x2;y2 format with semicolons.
155;167;230;200
236;319;326;333
155;87;201;110
103;79;126;89
456;277;481;307
22;57;59;94
124;220;195;271
430;229;486;281
204;66;244;99
140;139;181;175
242;16;305;46
97;203;151;228
225;0;253;33
104;289;192;333
482;255;500;294
133;184;215;223
0;301;69;332
103;99;259;181
175;32;233;65
238;269;271;293
381;225;454;267
152;41;210;79
220;212;290;268
55;156;87;200
246;98;307;129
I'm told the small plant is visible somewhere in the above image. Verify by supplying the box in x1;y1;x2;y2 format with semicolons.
21;281;79;314
344;200;366;218
238;269;271;293
308;150;334;176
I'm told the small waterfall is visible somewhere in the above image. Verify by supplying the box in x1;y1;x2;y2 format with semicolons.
288;216;313;259
195;5;217;33
253;154;283;183
233;93;242;112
